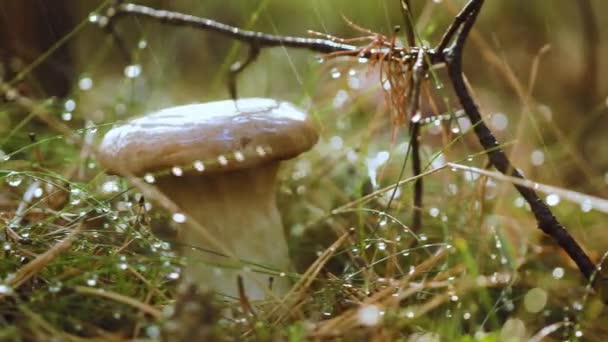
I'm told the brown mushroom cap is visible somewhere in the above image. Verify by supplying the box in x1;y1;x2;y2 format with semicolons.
97;98;318;176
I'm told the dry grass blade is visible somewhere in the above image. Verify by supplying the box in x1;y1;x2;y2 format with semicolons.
73;286;162;319
447;162;608;214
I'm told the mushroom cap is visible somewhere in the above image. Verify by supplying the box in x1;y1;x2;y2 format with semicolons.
97;98;319;176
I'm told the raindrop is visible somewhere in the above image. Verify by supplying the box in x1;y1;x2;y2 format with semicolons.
143;173;155;183
463;312;471;320
411;112;422;123
575;331;583;338
61;112;73;121
330;68;341;79
193;160;205;172
546;194;560;206
48;282;62;293
376;241;387;251
138;39;148;49
124;64;142;79
358;57;368;64
146;326;161;339
234;151;245;162
580;199;593;213
429;207;440;217
357;305;381;326
101;180;120;193
552;267;564;279
86;278;97;286
0;284;13;295
88;14;100;23
530;149;545;166
333;89;349;108
70;188;84;205
329;136;343;150
171;166;183;176
255;146;267;156
218;155;228;166
64;99;76;112
514;197;525;208
347;74;361;89
5;172;23;187
172;213;186;223
484;180;498;200
78;77;93;90
491;112;508;131
405;310;415;318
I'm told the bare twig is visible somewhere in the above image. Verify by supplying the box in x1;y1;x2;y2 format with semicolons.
442;0;602;289
407;49;427;233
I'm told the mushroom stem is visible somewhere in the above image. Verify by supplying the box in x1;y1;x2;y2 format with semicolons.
155;162;291;300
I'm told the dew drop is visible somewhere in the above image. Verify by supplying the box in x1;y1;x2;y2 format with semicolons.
172;213;186;223
530;149;545;166
171;166;183;177
64;99;76;112
193;160;205;172
146;325;161;339
329;136;343;150
580;199;593;213
5;172;23;187
143;173;155;183
552;267;564;279
255;146;267;156
124;64;142;79
546;194;560;206
138;39;148;49
61;112;73;121
0;284;13;295
376;241;387;251
429;207;440;217
491;112;508;131
234;151;245;162
333;89;349;108
357;305;381;326
218;155;228;166
78;77;93;90
330;68;341;79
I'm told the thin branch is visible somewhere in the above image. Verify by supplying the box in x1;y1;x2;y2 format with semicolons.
407;49;428;233
228;44;260;100
444;0;602;287
435;0;481;53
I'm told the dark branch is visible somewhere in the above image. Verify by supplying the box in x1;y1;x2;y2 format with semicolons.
444;0;602;288
407;49;427;233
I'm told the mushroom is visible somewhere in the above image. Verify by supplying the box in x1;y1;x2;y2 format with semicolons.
97;98;318;300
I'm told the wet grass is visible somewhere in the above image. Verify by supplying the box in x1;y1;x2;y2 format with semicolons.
2;0;608;341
